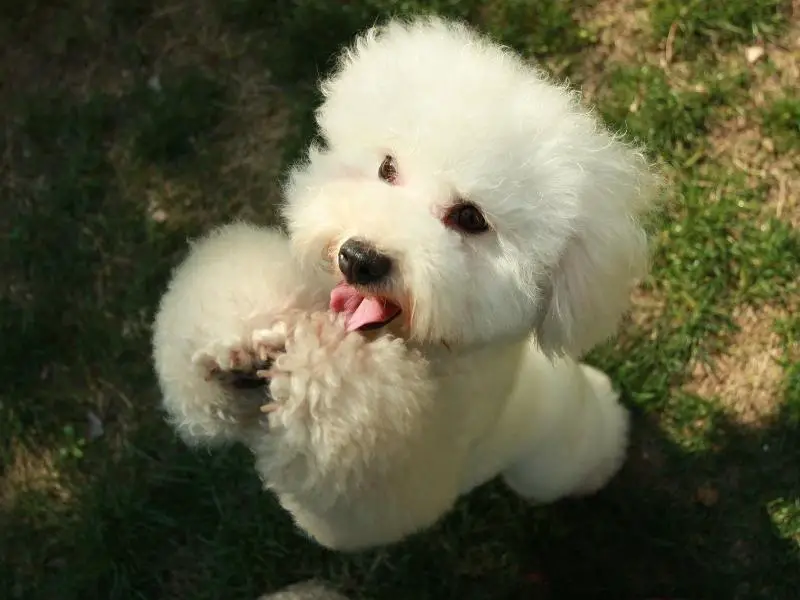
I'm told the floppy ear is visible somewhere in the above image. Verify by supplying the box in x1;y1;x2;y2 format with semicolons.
535;146;659;357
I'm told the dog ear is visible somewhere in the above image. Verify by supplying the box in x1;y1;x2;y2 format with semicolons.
534;152;659;357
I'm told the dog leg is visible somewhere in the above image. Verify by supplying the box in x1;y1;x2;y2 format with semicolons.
152;222;331;447
152;336;274;447
246;313;459;550
475;355;629;503
566;364;631;496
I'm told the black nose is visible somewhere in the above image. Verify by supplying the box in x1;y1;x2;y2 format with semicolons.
337;238;393;285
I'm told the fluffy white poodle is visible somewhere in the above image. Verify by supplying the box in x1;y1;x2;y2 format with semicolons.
152;17;657;552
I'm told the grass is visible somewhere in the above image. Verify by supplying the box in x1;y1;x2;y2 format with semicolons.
1;0;799;599
762;95;800;151
650;0;792;58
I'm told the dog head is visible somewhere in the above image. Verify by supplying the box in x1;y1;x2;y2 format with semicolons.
283;18;657;356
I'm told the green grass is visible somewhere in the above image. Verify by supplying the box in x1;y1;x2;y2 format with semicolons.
599;64;718;158
2;1;799;599
131;69;227;165
762;95;800;152
221;0;588;76
650;0;792;58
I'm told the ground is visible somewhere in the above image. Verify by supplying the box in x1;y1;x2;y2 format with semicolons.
1;1;798;599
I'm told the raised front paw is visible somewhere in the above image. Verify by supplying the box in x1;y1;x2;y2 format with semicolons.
249;311;438;507
258;311;392;433
251;321;288;361
247;322;291;413
191;337;274;391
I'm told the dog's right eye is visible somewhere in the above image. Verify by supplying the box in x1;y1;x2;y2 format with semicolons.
378;155;398;184
444;202;489;234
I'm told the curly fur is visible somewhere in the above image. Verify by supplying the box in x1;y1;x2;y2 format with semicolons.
259;580;349;600
152;17;658;553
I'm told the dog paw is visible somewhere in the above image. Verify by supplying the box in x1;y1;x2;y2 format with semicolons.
192;338;254;373
247;323;292;413
191;336;274;391
261;312;393;428
251;322;288;360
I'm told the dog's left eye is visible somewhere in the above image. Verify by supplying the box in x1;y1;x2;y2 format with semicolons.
445;203;489;234
378;155;398;184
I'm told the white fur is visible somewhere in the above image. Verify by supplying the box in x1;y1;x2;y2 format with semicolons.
152;17;657;551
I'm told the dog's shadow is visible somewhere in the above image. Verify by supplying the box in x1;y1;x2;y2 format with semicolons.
349;401;799;600
4;359;796;600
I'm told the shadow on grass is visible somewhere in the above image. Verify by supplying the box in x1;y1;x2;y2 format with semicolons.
1;90;798;597
3;391;798;599
217;0;593;168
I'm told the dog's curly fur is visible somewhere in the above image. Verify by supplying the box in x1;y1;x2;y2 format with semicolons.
258;580;350;600
152;17;658;553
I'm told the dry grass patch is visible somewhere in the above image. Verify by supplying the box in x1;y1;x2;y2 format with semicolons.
216;70;295;224
575;0;654;99
101;0;294;229
747;2;800;99
575;0;700;102
0;443;72;511
704;15;800;230
753;17;800;228
627;285;667;333
578;0;649;62
709;117;800;228
0;1;133;102
135;0;293;224
110;69;293;230
683;304;795;425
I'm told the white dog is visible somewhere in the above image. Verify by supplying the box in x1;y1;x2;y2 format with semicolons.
152;17;657;552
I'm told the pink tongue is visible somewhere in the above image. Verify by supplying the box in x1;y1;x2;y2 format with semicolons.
330;283;400;332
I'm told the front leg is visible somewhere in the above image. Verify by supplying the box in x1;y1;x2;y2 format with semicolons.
246;312;461;551
155;335;274;446
171;317;299;443
151;222;332;447
192;336;277;410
